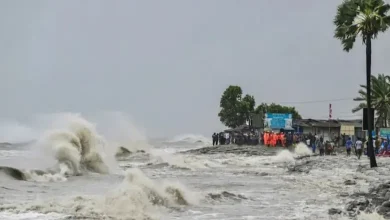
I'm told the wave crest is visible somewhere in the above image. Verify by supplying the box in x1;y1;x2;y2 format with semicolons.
167;134;211;144
20;113;115;180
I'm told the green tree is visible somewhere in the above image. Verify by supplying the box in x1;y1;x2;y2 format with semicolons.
334;0;390;168
242;94;256;121
218;85;255;128
254;103;302;119
353;74;390;127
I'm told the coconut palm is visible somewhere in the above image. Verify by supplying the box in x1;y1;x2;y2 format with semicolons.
353;74;390;128
334;0;390;168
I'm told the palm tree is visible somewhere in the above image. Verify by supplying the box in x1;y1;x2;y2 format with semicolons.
334;0;390;168
353;74;390;128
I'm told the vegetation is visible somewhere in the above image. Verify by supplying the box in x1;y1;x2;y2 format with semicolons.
218;85;302;128
254;103;302;120
218;85;256;128
334;0;390;168
352;74;390;128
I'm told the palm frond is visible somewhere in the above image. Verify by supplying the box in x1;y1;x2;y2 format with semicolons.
352;102;367;113
352;73;390;124
334;0;390;50
353;97;365;101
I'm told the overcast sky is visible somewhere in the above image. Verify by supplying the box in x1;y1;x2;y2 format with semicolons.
0;0;389;138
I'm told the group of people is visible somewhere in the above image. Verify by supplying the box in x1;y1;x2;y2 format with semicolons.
305;133;336;156
343;136;390;159
212;130;343;151
262;132;290;147
377;138;390;156
261;132;326;147
345;137;364;159
212;132;230;145
212;131;260;146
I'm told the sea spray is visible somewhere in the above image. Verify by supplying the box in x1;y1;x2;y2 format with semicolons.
273;150;295;163
90;111;152;153
37;114;111;175
81;112;208;170
0;168;198;219
2;113;123;181
40;130;83;175
122;168;198;206
272;143;311;164
294;142;312;156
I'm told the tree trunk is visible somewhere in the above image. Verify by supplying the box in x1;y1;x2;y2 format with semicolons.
366;36;377;168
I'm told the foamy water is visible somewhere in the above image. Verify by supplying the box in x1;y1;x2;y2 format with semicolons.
0;113;389;220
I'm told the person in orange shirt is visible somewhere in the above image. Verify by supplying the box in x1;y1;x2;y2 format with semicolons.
268;133;272;147
272;132;277;147
280;132;286;147
266;132;271;146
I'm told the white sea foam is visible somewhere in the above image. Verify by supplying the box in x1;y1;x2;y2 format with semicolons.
0;168;198;220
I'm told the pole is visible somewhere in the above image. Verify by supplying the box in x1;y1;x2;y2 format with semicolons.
366;36;377;167
329;103;332;141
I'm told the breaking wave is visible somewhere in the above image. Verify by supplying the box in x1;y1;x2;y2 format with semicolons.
294;142;313;156
0;113;119;182
272;143;312;164
0;168;198;220
36;114;114;176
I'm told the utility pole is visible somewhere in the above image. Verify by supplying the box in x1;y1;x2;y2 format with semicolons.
329;103;332;140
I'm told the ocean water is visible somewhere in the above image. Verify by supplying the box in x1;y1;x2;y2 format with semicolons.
0;113;388;220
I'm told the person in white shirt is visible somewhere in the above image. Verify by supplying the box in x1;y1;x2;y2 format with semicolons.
306;139;311;147
225;133;230;145
355;138;363;159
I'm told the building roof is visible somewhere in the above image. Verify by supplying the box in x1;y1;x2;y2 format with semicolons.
293;119;362;128
337;119;362;127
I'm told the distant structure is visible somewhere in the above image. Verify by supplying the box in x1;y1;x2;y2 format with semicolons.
293;118;363;140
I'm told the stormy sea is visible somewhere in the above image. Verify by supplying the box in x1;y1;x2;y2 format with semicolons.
1;113;390;220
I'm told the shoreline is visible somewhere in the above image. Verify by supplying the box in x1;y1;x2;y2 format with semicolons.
183;143;348;156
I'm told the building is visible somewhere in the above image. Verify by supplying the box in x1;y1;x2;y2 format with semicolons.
293;118;363;140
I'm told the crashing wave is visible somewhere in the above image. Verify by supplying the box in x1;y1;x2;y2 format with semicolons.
38;115;110;176
0;114;116;181
0;168;198;219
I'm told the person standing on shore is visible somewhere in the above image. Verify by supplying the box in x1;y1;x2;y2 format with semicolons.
355;138;363;159
315;137;320;154
225;133;230;145
212;133;217;146
346;137;352;156
318;139;325;156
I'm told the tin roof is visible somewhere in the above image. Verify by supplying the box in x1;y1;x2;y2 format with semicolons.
293;119;362;128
